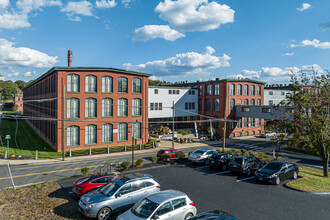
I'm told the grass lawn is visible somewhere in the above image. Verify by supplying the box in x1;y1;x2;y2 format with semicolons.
0;118;61;159
287;166;330;192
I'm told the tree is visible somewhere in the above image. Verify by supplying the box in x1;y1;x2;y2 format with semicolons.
0;80;19;100
12;104;18;112
15;80;29;90
283;71;329;177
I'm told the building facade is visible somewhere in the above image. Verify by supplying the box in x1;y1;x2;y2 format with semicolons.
264;84;292;106
14;94;23;113
23;67;150;152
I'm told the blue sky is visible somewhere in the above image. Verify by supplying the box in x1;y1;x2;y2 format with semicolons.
0;0;329;84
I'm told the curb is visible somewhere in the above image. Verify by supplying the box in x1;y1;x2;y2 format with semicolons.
283;181;330;195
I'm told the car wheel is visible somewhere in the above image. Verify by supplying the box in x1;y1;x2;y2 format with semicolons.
293;171;298;179
184;213;193;220
275;177;281;185
222;164;227;171
97;207;111;220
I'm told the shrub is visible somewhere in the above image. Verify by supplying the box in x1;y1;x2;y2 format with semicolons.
176;152;185;160
150;156;158;164
121;161;131;169
148;139;156;144
216;148;224;153
229;149;239;155
257;152;266;159
136;158;144;167
263;155;271;162
163;153;171;161
81;167;89;175
240;149;247;155
246;150;255;156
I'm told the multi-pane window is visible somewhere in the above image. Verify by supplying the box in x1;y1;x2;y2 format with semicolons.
230;117;235;130
199;85;203;96
85;125;97;145
85;98;97;118
206;99;211;111
230;99;235;112
150;102;162;111
251;118;255;127
118;77;128;93
67;126;79;146
133;78;142;93
269;100;273;105
207;85;212;96
102;98;113;117
237;118;242;128
67;98;79;118
244;118;249;128
251;99;255;105
132;99;141;116
237;84;242;96
214;84;219;95
154;89;158;94
237;132;242;137
244;85;249;96
214;99;219;112
257;99;261;105
102;124;113;143
67;74;79;92
269;91;273;95
118;123;127;141
133;122;141;139
185;102;195;109
85;75;97;92
257;85;261;96
102;76;113;93
250;85;255;96
244;99;249;105
118;98;128;116
256;118;261;127
230;84;235;95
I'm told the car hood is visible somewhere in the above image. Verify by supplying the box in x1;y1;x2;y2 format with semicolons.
117;209;147;220
257;168;277;176
81;189;109;203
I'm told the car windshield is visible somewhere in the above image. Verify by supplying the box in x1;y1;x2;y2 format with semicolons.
131;198;159;218
264;163;283;171
194;150;206;155
77;177;90;184
99;182;120;196
158;150;165;154
234;158;243;164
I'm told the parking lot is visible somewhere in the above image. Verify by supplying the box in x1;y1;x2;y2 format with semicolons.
59;161;329;220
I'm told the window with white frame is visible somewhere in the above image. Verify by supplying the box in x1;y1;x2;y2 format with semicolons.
85;75;97;92
118;98;128;116
237;84;242;96
133;78;142;93
244;99;249;105
67;98;79;118
229;117;235;130
85;98;96;118
102;98;113;117
132;98;141;116
214;84;219;95
102;76;113;93
230;99;235;112
257;85;261;96
199;85;203;96
251;99;255;105
85;125;96;144
244;85;249;96
214;99;219;112
237;118;242;128
133;122;141;139
257;99;261;105
244;118;249;128
67;126;79;146
67;74;79;92
118;77;128;93
118;123;127;141
102;124;113;143
250;85;255;96
230;84;235;95
207;85;212;96
251;118;255;127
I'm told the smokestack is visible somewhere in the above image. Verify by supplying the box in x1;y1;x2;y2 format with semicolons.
68;50;72;67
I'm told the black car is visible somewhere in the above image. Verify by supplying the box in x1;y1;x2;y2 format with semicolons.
190;210;237;220
208;152;233;170
228;155;265;176
255;161;299;185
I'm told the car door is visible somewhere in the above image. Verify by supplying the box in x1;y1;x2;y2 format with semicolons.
153;201;174;220
171;150;179;158
113;183;133;211
169;198;187;220
278;165;288;181
129;181;147;204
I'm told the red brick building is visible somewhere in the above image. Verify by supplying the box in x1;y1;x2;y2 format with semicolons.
14;94;23;113
177;79;265;138
23;56;150;152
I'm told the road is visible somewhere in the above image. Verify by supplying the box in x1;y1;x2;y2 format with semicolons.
0;139;327;190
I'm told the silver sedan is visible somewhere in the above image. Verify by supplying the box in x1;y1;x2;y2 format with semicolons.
189;148;216;165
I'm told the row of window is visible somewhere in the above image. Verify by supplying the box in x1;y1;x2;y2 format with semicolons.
150;103;163;111
230;130;262;137
67;75;142;94
67;123;142;146
169;90;180;95
198;98;262;112
229;118;262;129
185;102;195;110
199;84;262;97
67;98;142;118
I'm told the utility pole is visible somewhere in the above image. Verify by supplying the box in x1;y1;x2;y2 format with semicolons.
62;85;65;161
172;100;175;149
222;86;228;151
132;123;135;168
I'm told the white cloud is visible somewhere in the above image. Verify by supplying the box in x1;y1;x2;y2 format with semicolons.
123;46;230;77
282;52;294;56
133;25;185;41
122;0;133;8
0;38;59;68
301;64;324;73
7;68;20;77
16;0;62;13
149;75;163;81
0;0;9;9
297;3;311;11
155;0;234;32
61;0;93;21
24;71;38;77
0;12;30;29
96;0;117;8
290;39;330;49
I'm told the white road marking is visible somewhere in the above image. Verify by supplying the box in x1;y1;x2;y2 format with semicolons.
236;176;256;182
213;171;231;175
195;166;209;169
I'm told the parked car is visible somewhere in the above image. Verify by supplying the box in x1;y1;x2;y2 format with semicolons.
255;161;299;185
189;148;216;164
190;210;236;220
260;132;277;139
78;173;161;220
229;155;265;176
208;152;233;170
157;149;185;160
73;174;117;198
117;190;197;220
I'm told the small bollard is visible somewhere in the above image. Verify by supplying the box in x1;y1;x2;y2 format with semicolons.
124;144;127;151
107;145;110;154
36;150;38;160
89;147;91;155
69;148;72;157
153;142;155;148
140;143;142;150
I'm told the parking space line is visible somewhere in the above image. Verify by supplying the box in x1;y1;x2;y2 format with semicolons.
194;166;209;169
213;171;231;175
236;176;256;182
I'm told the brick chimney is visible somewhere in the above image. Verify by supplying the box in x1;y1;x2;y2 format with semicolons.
68;50;72;67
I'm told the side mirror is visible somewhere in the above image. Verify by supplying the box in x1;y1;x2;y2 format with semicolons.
153;215;160;220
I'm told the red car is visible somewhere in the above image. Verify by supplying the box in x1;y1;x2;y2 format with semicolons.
157;148;185;160
72;174;117;198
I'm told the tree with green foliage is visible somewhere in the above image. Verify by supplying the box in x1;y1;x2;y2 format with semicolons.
12;104;18;112
15;80;30;90
283;71;329;177
0;80;19;99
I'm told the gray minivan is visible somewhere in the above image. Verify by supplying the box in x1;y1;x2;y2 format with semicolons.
78;174;160;220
